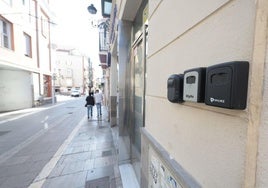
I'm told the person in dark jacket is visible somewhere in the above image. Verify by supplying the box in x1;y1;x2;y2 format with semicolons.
86;92;95;119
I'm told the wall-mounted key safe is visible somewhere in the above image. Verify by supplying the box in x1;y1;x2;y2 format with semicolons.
183;68;206;102
205;61;249;109
167;74;184;103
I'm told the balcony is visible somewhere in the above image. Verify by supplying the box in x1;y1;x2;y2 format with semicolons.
99;25;109;52
98;19;110;69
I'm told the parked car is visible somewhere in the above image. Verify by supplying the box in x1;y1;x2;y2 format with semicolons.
71;90;81;97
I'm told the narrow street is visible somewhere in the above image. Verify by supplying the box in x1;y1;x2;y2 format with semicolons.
0;97;87;188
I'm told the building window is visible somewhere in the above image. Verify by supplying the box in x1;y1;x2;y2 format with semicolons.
41;12;49;38
0;18;13;49
66;69;73;77
24;32;32;57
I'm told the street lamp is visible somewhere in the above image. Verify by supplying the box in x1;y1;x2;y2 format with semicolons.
87;4;97;14
87;0;112;17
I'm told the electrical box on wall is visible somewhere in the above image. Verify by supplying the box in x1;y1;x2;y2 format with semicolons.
167;74;184;103
183;68;206;102
205;61;249;109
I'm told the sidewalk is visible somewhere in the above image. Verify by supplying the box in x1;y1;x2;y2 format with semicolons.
29;106;123;188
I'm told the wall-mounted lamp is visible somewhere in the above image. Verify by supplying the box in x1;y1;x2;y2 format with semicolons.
87;4;97;14
87;0;112;17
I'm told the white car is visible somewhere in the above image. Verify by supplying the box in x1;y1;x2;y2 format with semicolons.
71;90;81;97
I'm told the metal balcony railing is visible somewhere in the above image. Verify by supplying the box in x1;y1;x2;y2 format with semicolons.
98;19;110;52
99;29;109;52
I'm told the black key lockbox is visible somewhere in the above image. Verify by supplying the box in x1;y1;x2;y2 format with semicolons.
167;74;184;103
205;61;249;109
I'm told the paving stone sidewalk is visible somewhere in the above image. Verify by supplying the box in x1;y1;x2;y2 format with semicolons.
40;114;122;188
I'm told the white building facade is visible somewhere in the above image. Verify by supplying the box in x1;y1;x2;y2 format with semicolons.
0;0;53;112
53;48;90;95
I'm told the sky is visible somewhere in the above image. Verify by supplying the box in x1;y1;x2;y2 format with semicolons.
50;0;103;77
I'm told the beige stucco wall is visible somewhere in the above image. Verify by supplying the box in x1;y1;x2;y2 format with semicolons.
257;45;268;188
146;0;256;187
255;1;268;187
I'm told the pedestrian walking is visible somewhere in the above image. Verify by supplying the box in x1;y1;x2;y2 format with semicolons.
85;92;95;119
94;89;103;117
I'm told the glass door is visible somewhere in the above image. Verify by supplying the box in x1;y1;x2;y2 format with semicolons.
129;27;147;181
132;38;144;153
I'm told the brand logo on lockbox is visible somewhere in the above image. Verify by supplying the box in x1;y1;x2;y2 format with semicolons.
210;97;225;104
186;94;194;99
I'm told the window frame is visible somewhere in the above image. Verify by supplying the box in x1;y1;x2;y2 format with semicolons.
41;11;49;38
0;17;13;50
23;32;32;57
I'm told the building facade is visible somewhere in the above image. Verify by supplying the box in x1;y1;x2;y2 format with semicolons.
108;0;148;185
53;48;90;95
97;17;112;118
0;0;53;112
109;0;268;187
